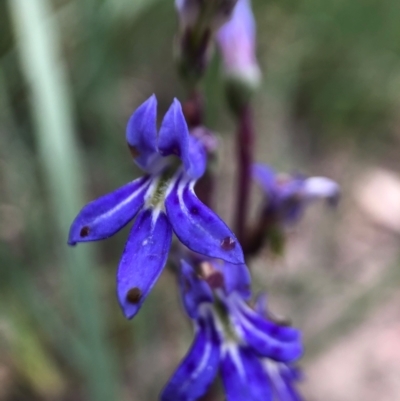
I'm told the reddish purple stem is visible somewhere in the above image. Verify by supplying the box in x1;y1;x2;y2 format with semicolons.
235;105;254;245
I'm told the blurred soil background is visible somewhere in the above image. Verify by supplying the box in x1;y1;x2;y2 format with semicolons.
0;0;400;400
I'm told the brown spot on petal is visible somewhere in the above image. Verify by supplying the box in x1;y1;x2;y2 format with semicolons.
220;236;236;251
199;262;224;290
206;272;224;289
80;226;90;237
126;287;142;304
128;144;140;158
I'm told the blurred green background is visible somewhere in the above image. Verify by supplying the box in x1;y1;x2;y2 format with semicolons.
1;0;400;400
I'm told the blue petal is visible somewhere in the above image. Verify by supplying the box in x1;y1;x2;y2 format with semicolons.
278;180;307;224
68;176;151;245
237;317;303;362
220;346;271;401
211;260;251;300
229;297;303;361
158;99;204;179
126;95;161;172
252;164;277;197
161;313;221;401
188;135;207;179
254;292;268;317
117;208;172;319
157;98;189;161
165;175;244;265
235;299;301;342
266;363;303;401
180;260;214;319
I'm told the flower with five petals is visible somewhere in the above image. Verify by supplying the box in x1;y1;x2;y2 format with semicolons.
68;95;244;319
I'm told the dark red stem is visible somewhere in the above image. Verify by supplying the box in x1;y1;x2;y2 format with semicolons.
235;105;254;245
182;90;204;129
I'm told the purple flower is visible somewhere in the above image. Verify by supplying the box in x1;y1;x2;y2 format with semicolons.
161;260;303;401
68;95;244;319
253;163;340;226
216;0;261;86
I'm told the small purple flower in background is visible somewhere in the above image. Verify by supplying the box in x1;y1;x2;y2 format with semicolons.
253;163;340;226
250;163;339;254
68;95;244;319
216;0;261;87
161;259;303;401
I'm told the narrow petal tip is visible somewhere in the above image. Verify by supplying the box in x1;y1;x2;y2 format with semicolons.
67;177;150;245
122;287;144;320
117;209;172;320
158;98;189;158
126;95;159;171
165;177;245;265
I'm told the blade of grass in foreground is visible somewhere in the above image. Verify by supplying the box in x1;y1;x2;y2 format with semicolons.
8;0;119;400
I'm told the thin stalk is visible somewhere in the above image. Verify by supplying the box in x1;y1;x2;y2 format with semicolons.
234;105;254;245
8;0;118;400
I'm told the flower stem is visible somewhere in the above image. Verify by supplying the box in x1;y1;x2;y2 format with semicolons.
235;105;254;245
182;89;204;129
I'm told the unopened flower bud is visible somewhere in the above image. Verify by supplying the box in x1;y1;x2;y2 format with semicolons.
217;0;261;113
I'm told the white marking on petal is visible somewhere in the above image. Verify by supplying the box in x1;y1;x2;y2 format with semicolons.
264;360;291;401
92;177;151;225
177;173;191;203
151;207;161;226
227;292;278;346
191;327;213;381
176;173;205;229
222;343;246;378
180;306;219;390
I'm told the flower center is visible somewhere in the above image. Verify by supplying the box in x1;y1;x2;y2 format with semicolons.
147;161;181;209
213;296;240;342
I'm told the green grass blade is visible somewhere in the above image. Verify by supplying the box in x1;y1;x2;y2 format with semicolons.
8;0;119;399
